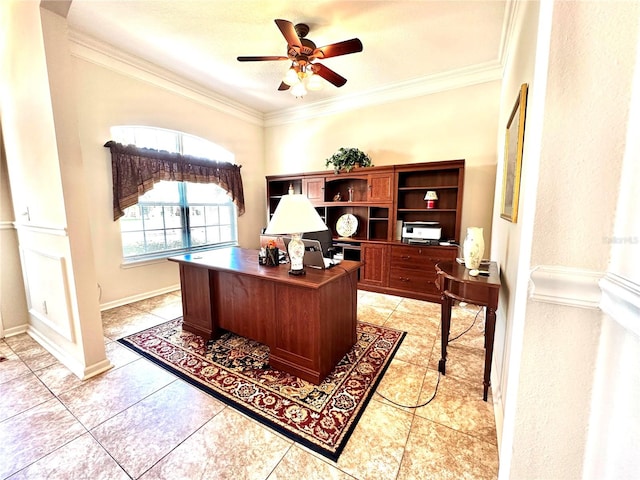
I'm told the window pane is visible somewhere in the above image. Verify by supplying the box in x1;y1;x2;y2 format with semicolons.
133;128;161;150
186;183;227;204
204;205;220;224
220;207;232;225
164;206;182;228
218;225;232;242
190;227;207;246
155;132;179;153
120;207;144;232
206;226;221;243
166;229;184;250
141;206;165;229
119;129;136;146
121;231;146;256
189;206;205;227
145;230;167;253
139;181;180;203
112;126;238;260
182;135;234;162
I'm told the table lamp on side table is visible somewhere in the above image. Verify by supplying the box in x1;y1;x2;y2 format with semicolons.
264;192;328;275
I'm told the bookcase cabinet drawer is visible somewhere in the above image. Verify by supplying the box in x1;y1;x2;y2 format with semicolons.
390;245;454;269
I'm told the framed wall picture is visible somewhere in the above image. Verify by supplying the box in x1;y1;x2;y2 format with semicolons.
500;83;528;223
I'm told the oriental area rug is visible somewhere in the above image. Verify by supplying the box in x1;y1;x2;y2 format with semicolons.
118;318;405;461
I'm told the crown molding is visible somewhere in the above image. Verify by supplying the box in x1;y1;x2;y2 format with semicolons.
68;29;504;128
67;30;265;126
264;61;503;127
497;0;519;70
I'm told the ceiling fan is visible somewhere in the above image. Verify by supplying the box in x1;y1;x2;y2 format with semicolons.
237;19;363;96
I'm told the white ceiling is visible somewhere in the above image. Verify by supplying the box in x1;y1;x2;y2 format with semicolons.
66;1;508;116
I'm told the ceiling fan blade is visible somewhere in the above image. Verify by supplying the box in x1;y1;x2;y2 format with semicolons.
278;82;290;91
274;19;301;49
313;63;347;87
237;56;288;62
313;38;363;59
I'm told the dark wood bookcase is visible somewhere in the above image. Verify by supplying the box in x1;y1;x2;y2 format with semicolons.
266;159;465;302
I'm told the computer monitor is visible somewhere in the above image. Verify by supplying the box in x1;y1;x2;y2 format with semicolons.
281;236;334;269
303;229;333;258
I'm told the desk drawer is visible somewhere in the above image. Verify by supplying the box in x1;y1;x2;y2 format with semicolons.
389;267;438;295
390;245;455;270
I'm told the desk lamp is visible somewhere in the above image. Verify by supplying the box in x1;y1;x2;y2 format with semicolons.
424;191;438;209
264;193;328;275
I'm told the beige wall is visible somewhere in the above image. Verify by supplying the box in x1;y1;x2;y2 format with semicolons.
265;81;500;247
3;1;639;477
489;0;541;453
496;1;640;478
1;2;108;379
72;58;265;306
0;131;29;335
73;47;500;307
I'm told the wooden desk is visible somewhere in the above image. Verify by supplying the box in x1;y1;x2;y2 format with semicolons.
435;261;501;401
169;247;361;384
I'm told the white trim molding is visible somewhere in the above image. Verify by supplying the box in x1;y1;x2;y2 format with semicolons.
14;221;68;236
68;30;264;126
264;61;503;126
0;221;16;230
68;28;504;128
100;284;181;311
28;325;113;380
529;265;604;309
600;273;640;338
20;247;76;343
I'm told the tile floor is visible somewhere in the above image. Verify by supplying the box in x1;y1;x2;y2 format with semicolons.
0;290;498;479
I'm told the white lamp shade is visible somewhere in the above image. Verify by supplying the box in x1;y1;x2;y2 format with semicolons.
290;82;307;97
264;194;328;235
307;74;324;91
283;67;299;86
424;191;438;200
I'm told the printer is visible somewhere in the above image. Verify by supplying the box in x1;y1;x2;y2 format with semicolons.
401;221;442;245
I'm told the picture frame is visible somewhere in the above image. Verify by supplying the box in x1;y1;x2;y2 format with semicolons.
500;83;528;223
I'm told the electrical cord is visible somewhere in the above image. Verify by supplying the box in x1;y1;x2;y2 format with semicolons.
374;302;482;409
448;305;483;342
376;371;441;408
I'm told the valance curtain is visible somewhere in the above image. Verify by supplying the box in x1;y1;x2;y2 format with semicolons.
104;141;245;221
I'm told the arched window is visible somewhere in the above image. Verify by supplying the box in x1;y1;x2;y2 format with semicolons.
110;126;239;261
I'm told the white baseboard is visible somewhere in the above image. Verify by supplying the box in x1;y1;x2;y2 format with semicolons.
28;325;113;379
491;357;505;453
80;358;114;380
100;284;181;311
1;324;29;338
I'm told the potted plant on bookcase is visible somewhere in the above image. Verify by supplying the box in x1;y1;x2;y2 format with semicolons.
325;147;373;173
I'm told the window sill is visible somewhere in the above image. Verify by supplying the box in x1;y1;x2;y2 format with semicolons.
121;243;238;269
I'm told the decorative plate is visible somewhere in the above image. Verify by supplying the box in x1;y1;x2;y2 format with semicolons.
336;214;358;237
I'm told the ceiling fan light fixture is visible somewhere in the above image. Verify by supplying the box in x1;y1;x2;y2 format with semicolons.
290;82;307;97
283;67;300;86
237;19;363;95
307;73;323;91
